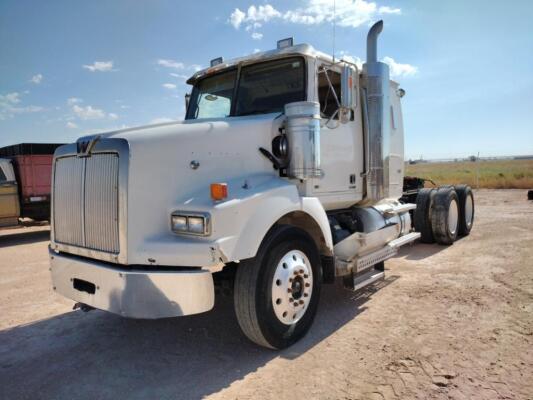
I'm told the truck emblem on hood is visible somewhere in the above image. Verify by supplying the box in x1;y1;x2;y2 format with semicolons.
76;135;100;157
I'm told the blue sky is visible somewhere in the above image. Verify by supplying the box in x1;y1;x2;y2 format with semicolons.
0;0;532;159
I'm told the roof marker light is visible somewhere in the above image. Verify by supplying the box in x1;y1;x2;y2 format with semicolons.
210;57;223;67
277;37;294;49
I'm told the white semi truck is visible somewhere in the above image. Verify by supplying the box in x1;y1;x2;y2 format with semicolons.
49;21;474;349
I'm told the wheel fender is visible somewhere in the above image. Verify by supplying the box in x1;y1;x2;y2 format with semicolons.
210;177;333;262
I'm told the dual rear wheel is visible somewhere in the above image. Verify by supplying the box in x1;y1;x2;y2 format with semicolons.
414;185;474;245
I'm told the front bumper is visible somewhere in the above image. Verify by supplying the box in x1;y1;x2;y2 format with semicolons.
49;250;215;318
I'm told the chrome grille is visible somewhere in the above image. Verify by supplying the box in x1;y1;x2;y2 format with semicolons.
53;157;84;247
53;153;120;254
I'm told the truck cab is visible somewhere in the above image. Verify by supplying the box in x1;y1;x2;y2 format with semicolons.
49;22;474;349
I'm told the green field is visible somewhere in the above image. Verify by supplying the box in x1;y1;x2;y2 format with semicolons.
405;159;533;189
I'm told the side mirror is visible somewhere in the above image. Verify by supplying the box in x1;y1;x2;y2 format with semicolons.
185;93;191;112
340;65;355;124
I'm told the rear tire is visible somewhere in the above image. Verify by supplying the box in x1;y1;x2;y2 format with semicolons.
413;188;436;243
234;225;322;349
455;185;474;236
431;187;459;245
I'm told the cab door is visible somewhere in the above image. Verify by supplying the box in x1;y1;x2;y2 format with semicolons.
0;159;20;226
311;62;364;209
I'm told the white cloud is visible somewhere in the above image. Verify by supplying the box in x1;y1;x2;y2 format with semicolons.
162;83;177;90
379;6;401;14
251;32;263;40
339;51;363;69
66;121;78;129
229;8;246;29
70;104;119;120
229;5;280;39
72;104;106;119
0;92;21;106
150;117;175;124
382;56;418;77
339;51;417;77
170;72;189;80
83;61;114;72
253;48;261;53
157;59;185;70
228;1;401;31
0;92;44;119
157;60;203;74
67;97;83;105
30;74;43;84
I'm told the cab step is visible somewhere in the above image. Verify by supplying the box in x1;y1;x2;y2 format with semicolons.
343;266;385;291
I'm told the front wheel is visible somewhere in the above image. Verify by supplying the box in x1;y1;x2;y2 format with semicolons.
234;225;322;349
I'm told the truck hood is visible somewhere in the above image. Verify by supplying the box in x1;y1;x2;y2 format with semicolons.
97;114;283;262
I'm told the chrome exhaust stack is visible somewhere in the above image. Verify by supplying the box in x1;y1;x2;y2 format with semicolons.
363;20;390;203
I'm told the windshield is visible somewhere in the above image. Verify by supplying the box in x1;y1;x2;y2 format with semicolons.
187;69;236;119
186;57;305;120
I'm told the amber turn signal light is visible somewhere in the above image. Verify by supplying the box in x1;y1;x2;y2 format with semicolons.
210;183;228;201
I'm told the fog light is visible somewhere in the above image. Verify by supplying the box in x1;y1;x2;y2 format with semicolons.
171;215;188;232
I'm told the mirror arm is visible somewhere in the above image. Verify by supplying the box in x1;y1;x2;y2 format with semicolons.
321;67;341;108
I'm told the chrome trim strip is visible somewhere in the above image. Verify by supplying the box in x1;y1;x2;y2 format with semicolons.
50;138;129;264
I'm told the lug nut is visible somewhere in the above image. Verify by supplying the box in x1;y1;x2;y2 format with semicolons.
305;283;310;287
294;271;298;275
287;288;292;293
304;274;309;278
304;293;309;297
299;300;304;305
299;269;304;274
289;277;293;282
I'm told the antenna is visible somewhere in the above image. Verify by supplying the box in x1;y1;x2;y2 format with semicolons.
332;0;336;63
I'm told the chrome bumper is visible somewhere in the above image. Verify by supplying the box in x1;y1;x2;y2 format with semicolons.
49;250;215;318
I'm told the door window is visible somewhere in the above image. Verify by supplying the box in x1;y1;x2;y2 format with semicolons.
318;69;341;119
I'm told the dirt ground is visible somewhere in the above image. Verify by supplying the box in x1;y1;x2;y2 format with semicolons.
0;189;532;400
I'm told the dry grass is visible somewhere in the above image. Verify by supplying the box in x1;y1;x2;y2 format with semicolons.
405;159;533;189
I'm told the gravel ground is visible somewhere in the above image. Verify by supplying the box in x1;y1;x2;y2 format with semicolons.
0;189;532;400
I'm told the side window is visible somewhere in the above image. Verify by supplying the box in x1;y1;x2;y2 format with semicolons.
318;69;341;119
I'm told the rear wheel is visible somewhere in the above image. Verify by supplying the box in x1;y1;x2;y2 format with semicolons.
413;188;436;243
455;185;474;236
431;187;459;245
234;225;322;349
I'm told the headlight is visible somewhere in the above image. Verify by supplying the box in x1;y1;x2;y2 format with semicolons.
171;215;188;233
171;212;211;236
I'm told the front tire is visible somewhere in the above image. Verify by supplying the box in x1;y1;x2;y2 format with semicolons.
234;225;322;349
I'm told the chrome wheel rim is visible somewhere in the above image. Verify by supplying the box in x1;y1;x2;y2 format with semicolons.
465;194;473;228
271;250;313;325
448;198;459;235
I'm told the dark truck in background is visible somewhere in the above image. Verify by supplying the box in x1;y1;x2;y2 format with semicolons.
0;143;63;228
